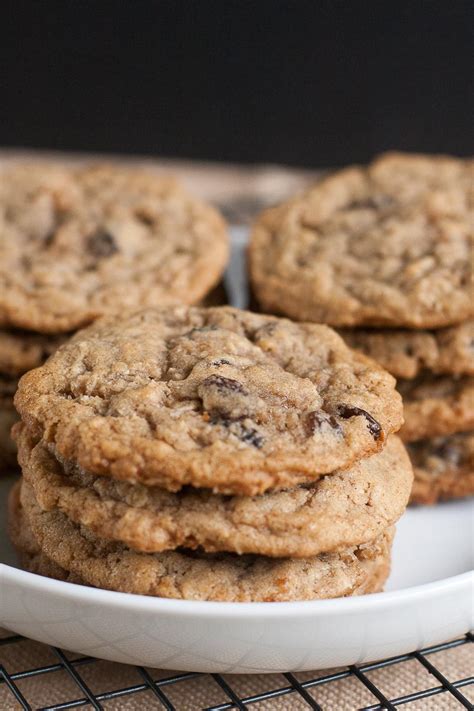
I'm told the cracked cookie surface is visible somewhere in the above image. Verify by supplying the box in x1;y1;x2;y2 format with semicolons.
15;306;403;495
399;375;474;442
17;425;411;557
249;153;473;328
0;163;229;333
341;320;474;380
409;432;474;504
15;481;393;601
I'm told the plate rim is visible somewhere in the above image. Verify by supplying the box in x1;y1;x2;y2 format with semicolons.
1;563;472;621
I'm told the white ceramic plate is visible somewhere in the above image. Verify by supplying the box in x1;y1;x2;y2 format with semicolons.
0;228;473;672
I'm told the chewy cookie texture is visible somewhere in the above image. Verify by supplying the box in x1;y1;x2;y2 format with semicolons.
408;433;474;505
250;153;473;506
13;481;394;603
341;321;474;381
249;152;472;329
11;304;409;602
0;162;229;333
16;425;412;559
0;161;229;472
15;306;403;495
397;375;474;443
345;344;473;503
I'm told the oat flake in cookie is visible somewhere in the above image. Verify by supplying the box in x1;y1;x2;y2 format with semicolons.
15;306;403;495
249;153;473;328
0;163;229;333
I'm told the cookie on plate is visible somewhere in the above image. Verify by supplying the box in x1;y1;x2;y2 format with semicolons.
16;425;412;558
0;163;229;333
398;375;474;442
340;320;474;380
409;432;474;505
15;306;403;495
249;153;472;328
13;481;393;602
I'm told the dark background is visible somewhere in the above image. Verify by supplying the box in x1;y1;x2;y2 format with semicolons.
1;0;472;167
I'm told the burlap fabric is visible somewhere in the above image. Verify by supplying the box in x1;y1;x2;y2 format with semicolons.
0;628;472;709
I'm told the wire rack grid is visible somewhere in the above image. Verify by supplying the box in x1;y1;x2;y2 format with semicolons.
0;632;472;710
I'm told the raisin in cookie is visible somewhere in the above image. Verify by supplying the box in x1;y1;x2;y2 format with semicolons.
17;425;412;558
249;153;473;328
0;163;229;333
409;432;474;504
15;481;393;601
399;375;474;442
340;320;474;380
15;306;403;495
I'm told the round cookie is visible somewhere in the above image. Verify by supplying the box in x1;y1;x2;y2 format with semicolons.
17;426;412;558
399;375;474;442
409;432;474;505
0;163;229;333
249;152;473;328
0;376;18;470
15;306;403;495
340;320;474;380
0;329;66;376
17;481;393;602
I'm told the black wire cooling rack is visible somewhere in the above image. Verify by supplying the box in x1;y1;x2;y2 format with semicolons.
0;632;472;710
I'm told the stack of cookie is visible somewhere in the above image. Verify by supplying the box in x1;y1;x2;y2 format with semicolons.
10;306;411;601
343;324;474;504
249;152;473;505
0;161;229;471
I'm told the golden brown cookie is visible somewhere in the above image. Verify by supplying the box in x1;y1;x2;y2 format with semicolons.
399;375;474;442
249;153;472;328
0;163;229;333
15;480;393;602
340;321;474;380
409;432;474;504
15;306;403;495
17;425;412;558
